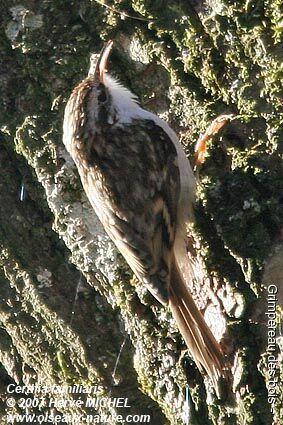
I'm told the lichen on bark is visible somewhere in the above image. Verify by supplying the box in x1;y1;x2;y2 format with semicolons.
0;0;282;424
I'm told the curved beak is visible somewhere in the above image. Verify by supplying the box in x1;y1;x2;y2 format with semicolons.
89;40;113;82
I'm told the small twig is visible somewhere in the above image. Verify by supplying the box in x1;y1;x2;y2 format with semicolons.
112;336;127;384
20;181;26;202
194;114;234;171
70;272;83;325
93;0;151;22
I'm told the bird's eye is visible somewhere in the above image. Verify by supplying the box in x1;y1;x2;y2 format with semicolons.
98;90;107;103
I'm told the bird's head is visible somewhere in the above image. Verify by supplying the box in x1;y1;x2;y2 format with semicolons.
87;40;139;127
86;40;114;126
63;41;139;152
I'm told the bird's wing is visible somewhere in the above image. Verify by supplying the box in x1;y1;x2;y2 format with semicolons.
77;119;181;304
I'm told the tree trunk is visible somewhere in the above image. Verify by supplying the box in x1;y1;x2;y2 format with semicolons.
0;0;282;424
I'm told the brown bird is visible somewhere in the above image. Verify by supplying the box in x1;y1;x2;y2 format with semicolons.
63;41;226;390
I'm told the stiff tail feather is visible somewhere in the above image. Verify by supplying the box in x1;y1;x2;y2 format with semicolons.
169;257;225;390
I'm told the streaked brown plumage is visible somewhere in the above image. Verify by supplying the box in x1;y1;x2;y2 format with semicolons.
63;40;226;391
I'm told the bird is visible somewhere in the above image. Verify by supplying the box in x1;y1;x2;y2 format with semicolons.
63;40;226;391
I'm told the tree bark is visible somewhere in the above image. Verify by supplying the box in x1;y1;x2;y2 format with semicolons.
0;0;282;424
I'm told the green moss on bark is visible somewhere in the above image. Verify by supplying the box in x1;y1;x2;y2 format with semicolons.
1;0;282;424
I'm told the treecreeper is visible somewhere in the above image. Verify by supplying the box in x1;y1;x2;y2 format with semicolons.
63;40;227;393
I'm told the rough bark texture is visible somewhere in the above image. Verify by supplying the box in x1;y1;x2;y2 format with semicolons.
0;0;282;424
